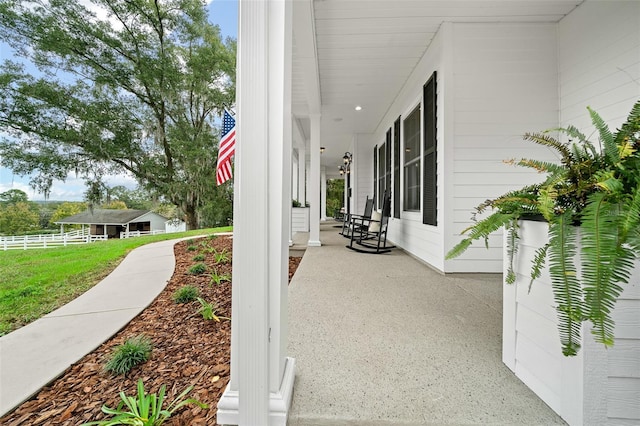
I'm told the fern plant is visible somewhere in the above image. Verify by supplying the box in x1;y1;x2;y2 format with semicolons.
447;100;640;356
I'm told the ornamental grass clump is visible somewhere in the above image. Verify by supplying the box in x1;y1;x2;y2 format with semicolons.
104;335;152;376
188;262;208;275
81;379;207;426
447;100;640;356
172;285;199;304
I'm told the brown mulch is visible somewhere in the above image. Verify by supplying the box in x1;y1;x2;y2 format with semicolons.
0;235;302;426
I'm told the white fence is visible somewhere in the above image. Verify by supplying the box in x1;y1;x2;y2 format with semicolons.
1;230;108;251
119;230;165;239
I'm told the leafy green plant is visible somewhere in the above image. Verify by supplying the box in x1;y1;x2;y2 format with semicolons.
213;249;230;264
186;245;198;252
209;270;231;286
187;262;208;275
292;199;301;207
104;335;152;376
172;286;199;304
196;297;229;322
447;100;640;356
81;379;208;426
192;254;205;262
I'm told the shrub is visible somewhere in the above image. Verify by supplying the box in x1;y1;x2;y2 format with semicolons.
186;245;198;252
81;379;207;426
172;286;199;303
104;335;152;376
192;254;205;262
188;262;207;275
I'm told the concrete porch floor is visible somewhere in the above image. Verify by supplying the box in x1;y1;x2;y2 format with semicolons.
286;222;565;425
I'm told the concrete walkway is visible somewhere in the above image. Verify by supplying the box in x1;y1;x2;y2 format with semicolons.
287;222;565;425
0;237;194;417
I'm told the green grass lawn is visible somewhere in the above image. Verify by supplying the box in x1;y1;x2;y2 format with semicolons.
0;227;232;336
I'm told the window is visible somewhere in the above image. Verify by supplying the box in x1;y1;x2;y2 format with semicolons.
393;116;401;218
423;72;437;225
375;130;392;210
403;105;421;211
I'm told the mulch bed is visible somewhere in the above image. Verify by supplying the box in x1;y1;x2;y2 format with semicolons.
0;235;302;426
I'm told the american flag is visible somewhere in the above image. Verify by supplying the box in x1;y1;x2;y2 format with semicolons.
216;109;236;185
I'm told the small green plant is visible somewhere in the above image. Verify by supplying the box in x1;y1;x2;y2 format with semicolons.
209;270;231;286
172;286;199;303
188;262;208;275
81;379;208;426
213;249;230;264
292;199;301;207
104;335;152;376
192;254;205;262
196;297;229;322
186;245;198;252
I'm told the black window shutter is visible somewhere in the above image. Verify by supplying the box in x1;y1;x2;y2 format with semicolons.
373;144;377;206
423;72;437;226
393;116;401;218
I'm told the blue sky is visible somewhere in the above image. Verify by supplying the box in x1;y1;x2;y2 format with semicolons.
0;0;238;201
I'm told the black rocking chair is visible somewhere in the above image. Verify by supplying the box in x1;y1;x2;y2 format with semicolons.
340;196;373;238
346;191;395;254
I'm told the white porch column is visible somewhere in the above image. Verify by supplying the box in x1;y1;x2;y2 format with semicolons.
291;153;298;206
297;146;306;205
289;150;294;246
320;167;327;221
308;113;321;246
217;1;295;425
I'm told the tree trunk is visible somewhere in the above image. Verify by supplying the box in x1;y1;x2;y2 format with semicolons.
184;204;198;230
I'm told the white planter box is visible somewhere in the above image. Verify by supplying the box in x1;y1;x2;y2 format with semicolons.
292;207;309;233
502;220;640;425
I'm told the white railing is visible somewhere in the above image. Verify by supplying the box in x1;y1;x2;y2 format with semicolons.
119;230;166;239
1;230;107;251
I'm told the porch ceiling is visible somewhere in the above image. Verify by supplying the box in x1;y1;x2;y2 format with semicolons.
292;0;583;175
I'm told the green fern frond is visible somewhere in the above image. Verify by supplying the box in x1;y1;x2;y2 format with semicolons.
505;220;519;284
513;159;564;175
588;106;617;165
446;212;516;260
554;125;587;144
547;213;582;356
614;99;640;147
594;170;623;193
529;243;549;292
523;132;572;162
580;192;629;347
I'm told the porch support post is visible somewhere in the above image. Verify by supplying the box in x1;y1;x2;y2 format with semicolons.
308;113;321;246
217;0;295;425
320;167;327;221
289;150;294;246
298;146;306;205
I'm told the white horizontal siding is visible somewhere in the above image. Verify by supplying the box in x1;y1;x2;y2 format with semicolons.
446;23;559;273
558;0;640;133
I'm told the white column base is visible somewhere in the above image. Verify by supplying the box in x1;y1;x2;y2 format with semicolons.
217;357;296;426
307;240;321;247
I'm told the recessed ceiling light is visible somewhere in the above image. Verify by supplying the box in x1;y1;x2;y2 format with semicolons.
355;105;362;111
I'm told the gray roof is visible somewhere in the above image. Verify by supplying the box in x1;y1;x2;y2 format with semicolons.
55;209;162;225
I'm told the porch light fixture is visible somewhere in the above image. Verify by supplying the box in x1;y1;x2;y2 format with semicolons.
320;146;325;154
343;152;352;165
355;105;362;111
339;165;345;175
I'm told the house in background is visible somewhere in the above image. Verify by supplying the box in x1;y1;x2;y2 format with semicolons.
222;1;640;425
54;209;173;238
